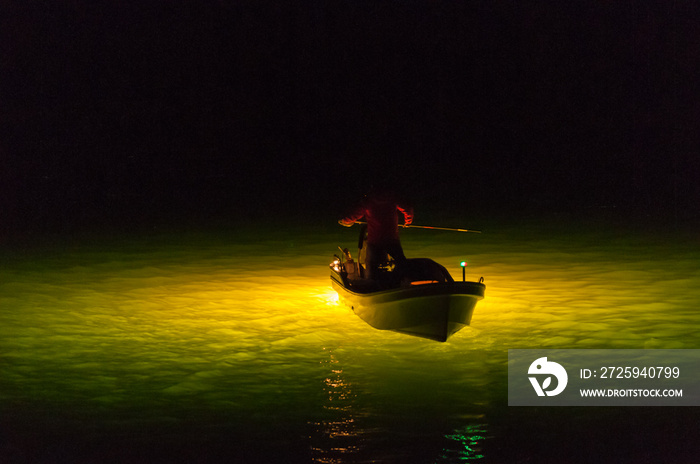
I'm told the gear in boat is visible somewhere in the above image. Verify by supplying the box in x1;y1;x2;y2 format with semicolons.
332;246;456;292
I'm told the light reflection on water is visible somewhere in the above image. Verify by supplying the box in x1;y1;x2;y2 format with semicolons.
1;222;699;462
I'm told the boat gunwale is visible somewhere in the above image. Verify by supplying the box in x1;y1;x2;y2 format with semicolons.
330;272;485;304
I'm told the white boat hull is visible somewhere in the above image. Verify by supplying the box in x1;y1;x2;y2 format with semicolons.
331;272;485;342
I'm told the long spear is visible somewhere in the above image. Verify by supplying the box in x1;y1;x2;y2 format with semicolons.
349;220;482;234
403;224;481;233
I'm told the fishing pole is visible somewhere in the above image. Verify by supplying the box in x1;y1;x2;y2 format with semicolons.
404;224;481;234
347;220;481;234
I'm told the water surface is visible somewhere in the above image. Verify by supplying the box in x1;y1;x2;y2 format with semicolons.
1;218;699;463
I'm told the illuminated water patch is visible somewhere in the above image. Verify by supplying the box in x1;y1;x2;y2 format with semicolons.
1;223;699;462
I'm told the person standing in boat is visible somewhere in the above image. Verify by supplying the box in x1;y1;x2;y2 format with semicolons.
339;189;413;281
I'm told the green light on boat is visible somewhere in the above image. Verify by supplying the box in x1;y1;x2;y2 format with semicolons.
460;261;467;267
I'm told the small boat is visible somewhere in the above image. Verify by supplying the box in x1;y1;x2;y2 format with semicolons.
330;253;485;342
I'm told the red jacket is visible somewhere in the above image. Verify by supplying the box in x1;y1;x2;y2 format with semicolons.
341;193;413;245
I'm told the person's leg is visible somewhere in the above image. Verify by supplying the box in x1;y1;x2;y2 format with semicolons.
365;243;384;281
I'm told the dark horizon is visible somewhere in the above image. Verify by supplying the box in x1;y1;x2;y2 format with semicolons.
3;1;699;237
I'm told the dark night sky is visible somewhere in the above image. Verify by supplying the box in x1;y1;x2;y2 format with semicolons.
2;1;699;235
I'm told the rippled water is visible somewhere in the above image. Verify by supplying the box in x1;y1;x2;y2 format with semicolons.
1;219;699;463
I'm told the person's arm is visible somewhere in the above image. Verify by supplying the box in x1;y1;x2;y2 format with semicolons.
339;204;366;226
397;204;413;226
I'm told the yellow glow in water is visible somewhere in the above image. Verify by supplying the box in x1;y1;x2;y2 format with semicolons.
1;226;699;462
